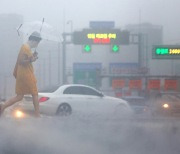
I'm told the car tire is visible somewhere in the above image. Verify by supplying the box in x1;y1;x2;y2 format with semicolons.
56;103;72;116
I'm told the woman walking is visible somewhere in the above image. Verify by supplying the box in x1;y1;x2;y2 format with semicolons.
0;31;42;117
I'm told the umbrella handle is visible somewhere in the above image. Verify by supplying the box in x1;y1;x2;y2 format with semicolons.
34;50;38;55
33;48;38;57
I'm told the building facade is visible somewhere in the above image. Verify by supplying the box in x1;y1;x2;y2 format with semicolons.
0;14;23;99
65;23;180;96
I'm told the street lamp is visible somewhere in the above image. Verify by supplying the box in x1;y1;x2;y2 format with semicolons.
61;20;73;84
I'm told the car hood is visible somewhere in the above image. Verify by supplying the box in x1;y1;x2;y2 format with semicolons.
103;95;128;104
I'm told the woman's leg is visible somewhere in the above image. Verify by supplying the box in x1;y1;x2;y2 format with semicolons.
1;94;24;113
32;94;40;117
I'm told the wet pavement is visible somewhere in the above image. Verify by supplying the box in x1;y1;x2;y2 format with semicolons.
0;116;180;154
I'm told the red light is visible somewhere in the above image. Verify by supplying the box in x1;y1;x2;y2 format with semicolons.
93;38;110;44
102;38;110;44
94;38;101;43
39;97;49;103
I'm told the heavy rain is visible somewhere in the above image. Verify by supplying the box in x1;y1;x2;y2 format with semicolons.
1;0;180;154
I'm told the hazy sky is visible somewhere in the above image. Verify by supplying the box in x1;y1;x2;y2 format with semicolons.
0;0;180;43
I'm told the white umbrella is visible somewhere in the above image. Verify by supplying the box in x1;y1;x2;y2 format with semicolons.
17;19;61;42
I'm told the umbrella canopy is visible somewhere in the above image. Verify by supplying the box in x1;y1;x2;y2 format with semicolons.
17;20;61;42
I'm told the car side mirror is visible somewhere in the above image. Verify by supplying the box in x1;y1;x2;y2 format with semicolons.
99;92;104;97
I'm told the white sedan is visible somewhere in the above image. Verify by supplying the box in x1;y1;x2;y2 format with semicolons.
11;84;132;118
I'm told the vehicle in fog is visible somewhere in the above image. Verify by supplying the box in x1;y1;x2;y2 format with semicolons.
121;96;149;114
10;84;132;118
150;92;180;116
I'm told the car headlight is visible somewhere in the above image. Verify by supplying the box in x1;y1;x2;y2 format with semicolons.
162;103;169;109
13;110;26;118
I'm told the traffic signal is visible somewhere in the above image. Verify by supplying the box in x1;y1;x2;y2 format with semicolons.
112;45;119;53
83;44;91;52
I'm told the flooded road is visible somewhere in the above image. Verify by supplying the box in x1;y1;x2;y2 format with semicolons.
0;116;180;154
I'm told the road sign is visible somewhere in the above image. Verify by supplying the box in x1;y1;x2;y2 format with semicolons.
73;63;102;87
112;79;125;89
152;45;180;59
164;79;177;91
129;80;142;90
109;63;139;74
73;29;129;45
148;79;160;90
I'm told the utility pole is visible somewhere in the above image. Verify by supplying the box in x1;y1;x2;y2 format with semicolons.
58;42;61;85
130;33;143;68
62;32;72;84
138;33;142;68
62;33;66;84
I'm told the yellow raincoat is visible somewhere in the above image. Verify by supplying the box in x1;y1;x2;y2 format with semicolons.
13;44;38;95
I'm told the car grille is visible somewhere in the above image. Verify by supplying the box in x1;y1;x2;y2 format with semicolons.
172;107;180;113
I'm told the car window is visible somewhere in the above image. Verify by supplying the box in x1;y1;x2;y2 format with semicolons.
63;86;102;96
63;86;82;94
80;87;102;96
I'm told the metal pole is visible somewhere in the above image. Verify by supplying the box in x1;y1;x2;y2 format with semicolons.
61;31;72;85
49;50;51;87
138;33;142;68
58;42;61;85
62;33;66;84
145;34;148;69
62;9;66;85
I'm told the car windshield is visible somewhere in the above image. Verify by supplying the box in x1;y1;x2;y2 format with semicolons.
1;1;180;154
160;94;180;102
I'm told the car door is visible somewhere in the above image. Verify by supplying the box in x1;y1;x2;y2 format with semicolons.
80;87;111;116
62;86;89;115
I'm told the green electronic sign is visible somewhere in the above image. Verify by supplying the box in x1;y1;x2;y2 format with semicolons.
152;45;180;59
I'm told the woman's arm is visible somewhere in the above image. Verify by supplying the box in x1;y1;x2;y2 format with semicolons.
18;53;38;65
